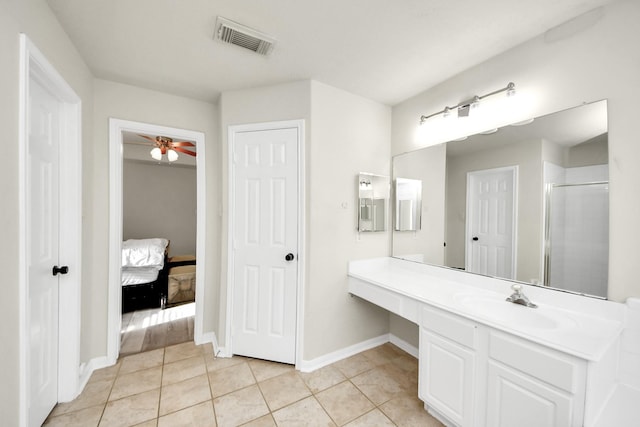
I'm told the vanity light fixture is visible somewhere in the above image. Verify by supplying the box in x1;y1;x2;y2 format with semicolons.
419;82;516;124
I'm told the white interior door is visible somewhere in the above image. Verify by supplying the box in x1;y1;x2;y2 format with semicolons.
466;166;517;279
231;126;299;364
27;77;61;426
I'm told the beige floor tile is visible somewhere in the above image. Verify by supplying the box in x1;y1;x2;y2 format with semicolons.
378;363;418;396
258;371;311;411
343;408;395;426
242;414;277;426
360;345;399;367
351;366;406;405
90;362;122;383
299;365;346;394
379;395;444;427
332;353;375;378
44;404;104;427
162;355;206;386
205;354;245;372
110;366;162;401
164;341;202;364
157;400;216;427
159;374;212;416
100;388;160;427
132;420;158;427
213;385;269;427
315;381;374;425
51;377;113;416
390;354;419;376
208;362;256;398
119;348;165;375
272;396;336;427
248;358;294;382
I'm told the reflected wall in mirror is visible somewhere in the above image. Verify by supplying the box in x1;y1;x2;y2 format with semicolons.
358;173;389;232
392;100;608;298
395;178;422;232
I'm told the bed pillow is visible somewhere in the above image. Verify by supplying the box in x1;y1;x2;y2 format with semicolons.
122;238;168;268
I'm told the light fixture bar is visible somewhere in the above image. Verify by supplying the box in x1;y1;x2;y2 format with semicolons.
419;82;515;124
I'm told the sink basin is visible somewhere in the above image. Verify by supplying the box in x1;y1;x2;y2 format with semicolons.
454;293;576;330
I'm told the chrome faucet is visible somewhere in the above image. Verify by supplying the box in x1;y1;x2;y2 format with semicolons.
506;284;538;308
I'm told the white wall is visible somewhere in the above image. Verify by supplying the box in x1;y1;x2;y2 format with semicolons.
219;80;392;361
305;81;392;360
123;161;197;256
0;1;94;424
92;79;220;357
391;0;640;303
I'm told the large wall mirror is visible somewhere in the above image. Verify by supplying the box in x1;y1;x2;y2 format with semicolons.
392;100;609;298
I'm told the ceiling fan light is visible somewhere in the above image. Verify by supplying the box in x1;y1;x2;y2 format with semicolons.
167;149;179;162
150;147;162;161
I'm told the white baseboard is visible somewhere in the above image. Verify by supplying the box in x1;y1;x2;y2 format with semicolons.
297;333;419;373
64;356;112;404
297;334;390;373
389;333;419;358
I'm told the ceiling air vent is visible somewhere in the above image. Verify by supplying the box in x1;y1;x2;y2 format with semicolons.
214;16;275;56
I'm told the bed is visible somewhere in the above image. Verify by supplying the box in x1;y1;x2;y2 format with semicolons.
121;238;169;313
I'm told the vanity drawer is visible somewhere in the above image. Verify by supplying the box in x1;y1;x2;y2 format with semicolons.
488;331;585;393
348;277;419;323
421;305;477;349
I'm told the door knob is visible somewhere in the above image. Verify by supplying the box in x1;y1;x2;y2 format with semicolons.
285;253;295;261
52;265;69;276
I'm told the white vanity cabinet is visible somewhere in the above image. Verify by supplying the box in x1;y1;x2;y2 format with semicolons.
419;305;479;427
418;306;588;427
348;258;623;427
485;331;587;427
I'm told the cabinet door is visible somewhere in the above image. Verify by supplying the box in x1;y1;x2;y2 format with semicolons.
486;361;573;427
420;329;476;426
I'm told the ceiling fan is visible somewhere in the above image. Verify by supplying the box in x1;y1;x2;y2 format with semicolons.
138;134;196;162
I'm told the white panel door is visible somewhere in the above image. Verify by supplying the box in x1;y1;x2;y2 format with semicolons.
232;127;298;364
28;78;61;426
466;166;517;279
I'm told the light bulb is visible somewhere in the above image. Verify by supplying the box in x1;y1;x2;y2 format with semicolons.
167;149;179;162
150;147;162;161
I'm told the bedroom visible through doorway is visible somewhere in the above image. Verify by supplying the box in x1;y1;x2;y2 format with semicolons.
119;132;197;357
108;119;207;363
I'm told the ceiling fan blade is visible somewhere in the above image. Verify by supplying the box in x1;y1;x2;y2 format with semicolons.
138;134;158;143
171;141;196;147
173;146;197;157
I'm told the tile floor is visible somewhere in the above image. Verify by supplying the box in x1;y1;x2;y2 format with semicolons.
44;341;444;426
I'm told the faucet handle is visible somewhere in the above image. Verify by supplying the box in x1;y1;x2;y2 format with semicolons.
511;284;522;293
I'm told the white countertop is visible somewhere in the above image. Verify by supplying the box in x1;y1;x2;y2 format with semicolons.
348;257;624;361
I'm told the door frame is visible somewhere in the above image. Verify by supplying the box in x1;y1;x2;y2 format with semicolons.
18;34;83;425
465;165;518;278
225;119;305;367
107;119;206;363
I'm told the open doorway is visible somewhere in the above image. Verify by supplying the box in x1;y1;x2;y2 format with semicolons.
108;119;206;363
119;131;198;356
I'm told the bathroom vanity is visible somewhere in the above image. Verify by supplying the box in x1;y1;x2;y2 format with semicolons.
348;257;624;427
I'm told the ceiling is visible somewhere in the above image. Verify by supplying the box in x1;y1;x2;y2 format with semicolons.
47;0;616;106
